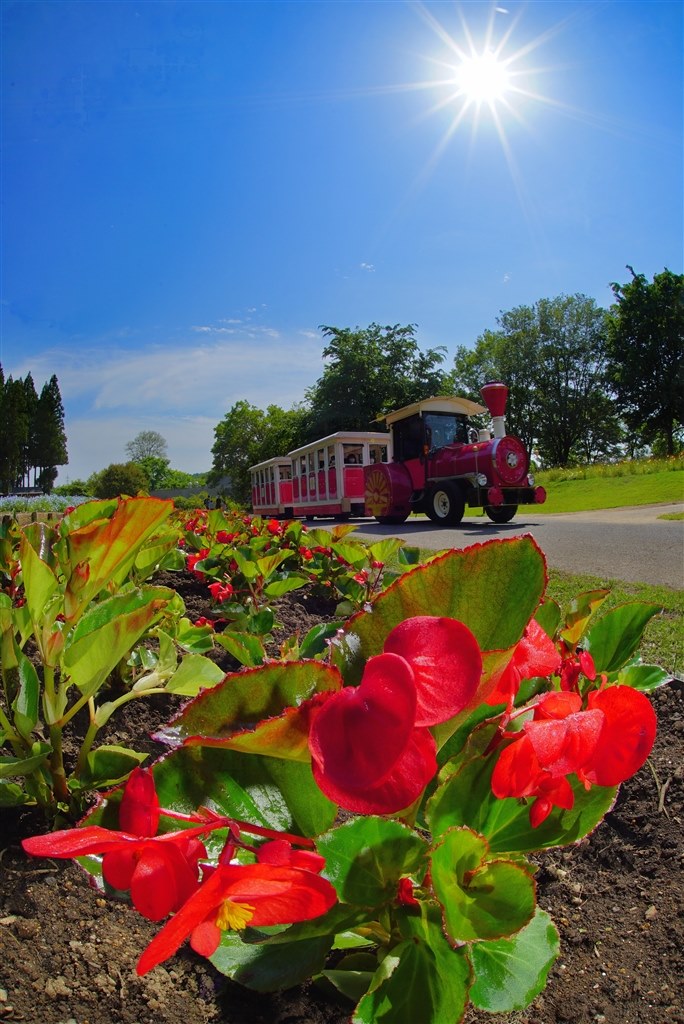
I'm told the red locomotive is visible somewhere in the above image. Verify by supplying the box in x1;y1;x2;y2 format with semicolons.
250;382;545;526
364;382;545;525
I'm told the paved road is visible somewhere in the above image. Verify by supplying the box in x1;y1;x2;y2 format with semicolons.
320;503;684;589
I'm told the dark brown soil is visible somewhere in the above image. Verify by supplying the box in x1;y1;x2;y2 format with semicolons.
1;573;682;1024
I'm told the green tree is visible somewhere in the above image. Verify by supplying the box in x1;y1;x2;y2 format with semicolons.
453;295;615;466
209;401;306;504
91;462;149;499
34;375;68;492
305;324;449;436
136;456;172;490
125;430;168;462
607;267;684;455
0;375;29;493
22;373;40;487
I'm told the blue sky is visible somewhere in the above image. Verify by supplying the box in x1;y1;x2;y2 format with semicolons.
1;0;681;485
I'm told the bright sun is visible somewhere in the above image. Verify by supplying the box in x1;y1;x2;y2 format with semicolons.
456;51;511;105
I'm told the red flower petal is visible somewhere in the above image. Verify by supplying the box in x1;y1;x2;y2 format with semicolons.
190;919;222;958
102;845;139;892
22;826;135;859
585;686;657;786
486;620;561;706
136;864;337;975
129;844;200;921
256;839;325;873
118;766;160;836
312;727;437;814
525;709;604;777
308;652;416;790
533;691;582;720
383;616;482;726
491;734;542;799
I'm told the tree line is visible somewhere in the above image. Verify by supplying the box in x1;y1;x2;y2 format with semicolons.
209;267;683;503
0;367;68;494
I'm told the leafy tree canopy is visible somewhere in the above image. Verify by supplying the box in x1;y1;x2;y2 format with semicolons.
91;462;149;499
453;295;616;467
607;266;684;455
304;323;450;437
209;401;307;504
125;430;168;462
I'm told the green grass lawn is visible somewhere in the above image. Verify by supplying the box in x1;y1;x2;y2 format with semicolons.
465;465;684;516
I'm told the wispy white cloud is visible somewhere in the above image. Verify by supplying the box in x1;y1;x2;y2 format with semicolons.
15;325;325;482
360;262;376;272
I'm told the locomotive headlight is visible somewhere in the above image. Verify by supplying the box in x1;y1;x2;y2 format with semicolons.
527;473;535;486
476;473;488;487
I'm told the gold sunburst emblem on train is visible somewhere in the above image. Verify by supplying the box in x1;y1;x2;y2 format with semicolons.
365;467;392;516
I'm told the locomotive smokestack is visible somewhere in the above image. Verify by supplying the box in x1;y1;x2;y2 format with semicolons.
480;382;508;439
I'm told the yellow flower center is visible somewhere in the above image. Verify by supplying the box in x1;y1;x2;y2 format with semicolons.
215;898;256;932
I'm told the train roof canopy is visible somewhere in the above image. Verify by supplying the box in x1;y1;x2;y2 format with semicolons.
383;395;486;425
287;430;390;458
249;455;294;472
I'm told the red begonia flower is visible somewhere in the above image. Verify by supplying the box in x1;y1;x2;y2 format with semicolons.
22;768;207;921
256;838;326;873
312;727;437;815
560;648;597;692
208;580;234;603
186;548;210;577
486;620;561;706
22;825;207;921
396;877;420;907
309;652;417;792
119;766;160;836
309;617;482;814
583;685;657;786
491;733;575;826
492;685;657;827
136;862;337;975
383;616;482;725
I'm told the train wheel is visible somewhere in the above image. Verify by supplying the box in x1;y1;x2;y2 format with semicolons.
428;484;465;526
376;512;409;525
485;504;518;524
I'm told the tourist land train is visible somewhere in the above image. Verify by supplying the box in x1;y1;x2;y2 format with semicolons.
250;382;547;527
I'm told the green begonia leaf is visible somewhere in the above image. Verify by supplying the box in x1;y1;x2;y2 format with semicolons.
316;817;427;907
213;630;265;667
559;589;609;647
155;745;337;840
62;587;173;694
165;654;226;695
469;907;560;1012
0;741;51;778
209;928;332;991
12;644;40;739
354;906;470;1024
80;744;148;788
430;827;535;942
616;662;671;691
0;781;32;806
584;603;661;673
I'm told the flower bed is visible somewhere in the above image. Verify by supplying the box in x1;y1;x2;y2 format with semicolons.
1;500;682;1024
